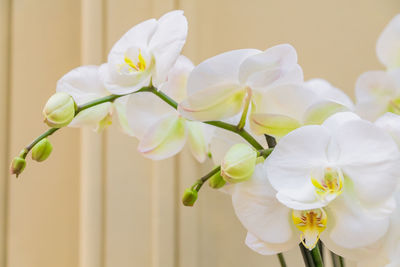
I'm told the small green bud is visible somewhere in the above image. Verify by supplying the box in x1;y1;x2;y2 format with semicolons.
31;138;53;162
182;188;198;207
43;92;76;128
221;143;257;184
10;156;26;177
208;171;226;189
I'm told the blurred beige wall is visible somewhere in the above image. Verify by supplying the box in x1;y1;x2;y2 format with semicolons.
1;0;399;267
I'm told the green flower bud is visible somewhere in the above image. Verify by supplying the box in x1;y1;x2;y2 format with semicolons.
221;143;257;183
182;188;198;207
208;171;226;189
10;156;26;177
31;138;53;162
43;92;76;128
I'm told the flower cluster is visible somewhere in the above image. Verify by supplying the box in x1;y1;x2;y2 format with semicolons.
11;11;400;267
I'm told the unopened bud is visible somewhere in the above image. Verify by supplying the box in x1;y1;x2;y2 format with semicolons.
221;143;257;183
208;171;226;189
43;92;76;128
182;188;198;206
10;156;26;177
31;138;53;162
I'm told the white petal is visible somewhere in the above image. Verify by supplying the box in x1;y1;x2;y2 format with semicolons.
126;92;177;139
265;125;332;210
306;79;354;109
232;164;297;244
355;70;400;121
321;111;361;132
56;65;108;105
250;113;301;137
325;194;390;249
100;62;152;95
376;14;400;69
149;10;188;86
303;101;350;125
375;112;400;147
239;44;303;89
254;84;318;122
245;232;298;256
114;96;134;136
178;84;245;121
209;127;247;165
158;55;194;103
186;49;260;96
335;119;400;206
186;121;208;163
138;115;187;160
69;103;112;128
108;19;157;62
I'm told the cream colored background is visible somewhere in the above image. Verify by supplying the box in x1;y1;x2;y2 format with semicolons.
1;0;399;267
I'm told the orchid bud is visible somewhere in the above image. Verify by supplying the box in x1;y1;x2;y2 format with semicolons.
43;92;76;128
221;143;257;184
208;171;226;189
182;188;198;207
31;138;53;162
10;156;26;177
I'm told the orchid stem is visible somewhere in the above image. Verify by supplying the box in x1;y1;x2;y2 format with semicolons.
277;253;287;267
193;165;221;191
330;251;345;267
299;243;315;267
311;245;324;267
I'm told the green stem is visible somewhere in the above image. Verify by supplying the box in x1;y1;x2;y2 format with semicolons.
277;253;287;267
330;251;345;267
311;245;324;267
23;128;59;158
299;244;315;267
194;166;221;191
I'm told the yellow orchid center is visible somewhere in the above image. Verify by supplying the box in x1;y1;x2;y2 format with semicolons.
120;49;147;73
311;167;343;201
292;209;327;250
388;98;400;115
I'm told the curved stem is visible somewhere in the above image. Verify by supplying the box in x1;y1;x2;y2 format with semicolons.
193;165;221;191
277;253;287;267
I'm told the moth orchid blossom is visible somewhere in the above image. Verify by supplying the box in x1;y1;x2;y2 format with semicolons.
178;44;303;122
126;56;212;161
250;79;354;138
264;112;400;249
100;10;188;95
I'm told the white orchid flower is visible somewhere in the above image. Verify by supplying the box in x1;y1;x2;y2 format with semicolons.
264;112;400;249
100;10;188;95
250;79;354;138
375;112;400;147
355;69;400;121
57;65;124;131
178;44;303;122
377;14;400;70
126;56;212;161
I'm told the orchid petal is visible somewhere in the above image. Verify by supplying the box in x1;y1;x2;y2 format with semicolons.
376;14;400;69
306;79;354;109
186;121;208;163
127;92;177;139
250;113;301;137
149;10;188;87
56;65;108;104
138;114;187;160
303;101;349;125
178;84;246;121
239;44;303;89
335;119;400;206
232;164;297;244
325;193;391;249
114;96;134;136
159;55;194;103
186;49;260;96
245;232;299;256
375;112;400;147
69;103;112;128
